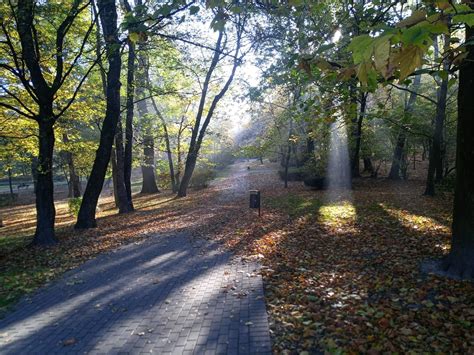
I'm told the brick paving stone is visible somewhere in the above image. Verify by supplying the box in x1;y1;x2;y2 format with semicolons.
0;232;271;354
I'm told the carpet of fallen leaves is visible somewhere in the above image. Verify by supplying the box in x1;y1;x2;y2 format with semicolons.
1;161;473;354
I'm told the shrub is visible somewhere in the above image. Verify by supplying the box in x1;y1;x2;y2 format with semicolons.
278;167;305;181
68;197;82;217
190;167;216;189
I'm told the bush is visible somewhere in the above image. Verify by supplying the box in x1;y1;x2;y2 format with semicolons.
278;167;305;181
68;197;82;217
190;168;217;189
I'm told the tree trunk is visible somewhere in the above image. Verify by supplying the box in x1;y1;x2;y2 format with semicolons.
388;75;421;179
442;23;474;278
177;21;241;197
8;168;14;198
75;0;122;229
110;147;119;207
31;157;38;195
363;157;374;174
124;39;136;205
150;95;177;192
284;118;294;189
114;120;133;212
425;35;449;196
137;45;159;194
388;130;406;180
351;92;367;177
62;133;81;198
33;120;57;245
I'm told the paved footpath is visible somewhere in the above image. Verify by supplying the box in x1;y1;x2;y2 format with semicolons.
0;233;271;354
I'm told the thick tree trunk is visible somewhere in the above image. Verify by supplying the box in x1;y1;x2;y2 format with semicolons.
425;35;449;196
388;75;421;179
351;93;367;177
33;120;57;245
140;136;159;193
62;133;81;198
31;157;38;195
124;39;136;205
75;0;122;229
442;24;474;278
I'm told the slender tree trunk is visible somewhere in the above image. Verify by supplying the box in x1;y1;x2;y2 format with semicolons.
8;168;13;198
177;22;242;197
62;133;81;198
75;0;122;229
111;147;119;206
425;35;449;196
351;92;367;177
284;118;293;189
388;130;406;180
388;75;421;179
114;121;133;212
34;119;57;245
137;45;159;194
443;23;474;278
363;157;374;174
124;39;136;206
424;79;448;194
150;96;177;192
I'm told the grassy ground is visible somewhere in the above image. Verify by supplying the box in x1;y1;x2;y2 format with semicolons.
0;163;473;353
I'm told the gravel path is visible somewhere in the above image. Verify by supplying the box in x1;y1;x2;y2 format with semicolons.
0;162;272;354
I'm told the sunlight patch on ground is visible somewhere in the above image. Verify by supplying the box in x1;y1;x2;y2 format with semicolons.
379;203;450;234
318;201;356;227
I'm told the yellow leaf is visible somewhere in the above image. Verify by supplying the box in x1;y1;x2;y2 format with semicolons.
374;36;391;78
395;45;424;80
129;32;140;43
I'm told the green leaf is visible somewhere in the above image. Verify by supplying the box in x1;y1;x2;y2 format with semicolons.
453;14;474;27
189;5;200;15
348;35;374;64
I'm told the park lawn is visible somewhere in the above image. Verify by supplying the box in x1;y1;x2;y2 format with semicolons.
195;175;474;353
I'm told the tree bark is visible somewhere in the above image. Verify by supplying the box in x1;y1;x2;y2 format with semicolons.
124;39;136;205
351;92;367;177
111;147;119;207
425;35;449;195
114;120;133;212
443;23;474;278
362;157;374;175
34;119;57;245
388;75;421;180
178;20;242;197
136;45;159;194
150;95;177;192
8;168;14;198
62;133;81;198
75;0;122;229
